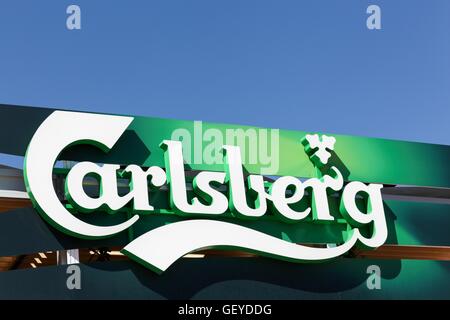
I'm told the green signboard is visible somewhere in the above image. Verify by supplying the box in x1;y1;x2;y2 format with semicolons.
0;104;448;299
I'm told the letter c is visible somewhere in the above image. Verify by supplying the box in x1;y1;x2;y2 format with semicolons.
24;110;139;239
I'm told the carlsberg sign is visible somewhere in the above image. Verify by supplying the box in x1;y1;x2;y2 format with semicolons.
24;111;387;273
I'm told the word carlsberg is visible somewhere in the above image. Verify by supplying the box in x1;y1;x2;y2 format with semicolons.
24;111;388;274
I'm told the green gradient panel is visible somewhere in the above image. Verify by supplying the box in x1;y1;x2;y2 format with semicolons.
129;116;450;188
384;200;450;246
0;105;448;187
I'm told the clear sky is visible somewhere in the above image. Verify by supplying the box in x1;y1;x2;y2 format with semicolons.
0;0;449;148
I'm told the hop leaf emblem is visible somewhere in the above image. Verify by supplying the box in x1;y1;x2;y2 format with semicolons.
302;134;336;167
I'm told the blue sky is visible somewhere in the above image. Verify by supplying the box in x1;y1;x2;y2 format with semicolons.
0;0;449;147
